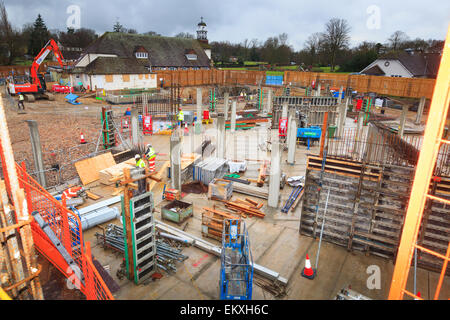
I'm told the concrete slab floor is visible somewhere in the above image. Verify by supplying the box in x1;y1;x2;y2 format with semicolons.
81;123;449;301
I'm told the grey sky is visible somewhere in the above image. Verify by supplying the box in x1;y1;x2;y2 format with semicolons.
4;0;450;50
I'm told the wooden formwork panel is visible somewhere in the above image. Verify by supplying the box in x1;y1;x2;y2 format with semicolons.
301;155;450;273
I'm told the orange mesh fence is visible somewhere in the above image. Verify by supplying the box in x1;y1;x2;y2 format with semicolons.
13;162;113;300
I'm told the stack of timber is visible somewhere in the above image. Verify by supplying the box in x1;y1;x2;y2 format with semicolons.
301;155;450;274
225;116;268;131
168;153;201;171
201;207;240;241
208;178;233;200
99;159;135;185
257;160;269;187
231;182;269;199
223;198;265;219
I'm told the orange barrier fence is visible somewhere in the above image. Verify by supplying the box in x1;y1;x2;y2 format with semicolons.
14;162;113;300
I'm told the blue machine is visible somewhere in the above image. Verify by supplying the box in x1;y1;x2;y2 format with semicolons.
220;219;253;300
65;93;82;105
265;75;283;86
297;126;322;150
331;90;345;99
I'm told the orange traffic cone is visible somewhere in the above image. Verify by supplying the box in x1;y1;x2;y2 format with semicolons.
184;122;189;136
354;116;358;123
80;132;87;144
301;254;316;280
414;291;421;300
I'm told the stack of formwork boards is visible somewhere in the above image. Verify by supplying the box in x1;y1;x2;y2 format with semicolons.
231;182;269;199
194;158;228;185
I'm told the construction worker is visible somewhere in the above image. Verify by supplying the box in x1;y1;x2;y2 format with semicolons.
18;93;25;110
145;144;156;172
135;154;146;194
135;154;145;168
177;108;184;127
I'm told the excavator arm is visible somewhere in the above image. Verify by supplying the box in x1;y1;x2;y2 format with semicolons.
30;39;65;89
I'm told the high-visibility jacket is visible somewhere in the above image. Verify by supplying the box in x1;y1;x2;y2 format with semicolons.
136;159;146;168
145;147;156;160
177;110;184;121
19;95;24;101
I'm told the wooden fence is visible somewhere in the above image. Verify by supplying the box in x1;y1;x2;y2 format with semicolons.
156;69;436;99
1;65;436;98
284;71;436;99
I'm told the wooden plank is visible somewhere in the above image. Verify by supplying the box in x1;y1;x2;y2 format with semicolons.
85;191;101;200
149;161;170;191
74;152;116;185
98;159;135;185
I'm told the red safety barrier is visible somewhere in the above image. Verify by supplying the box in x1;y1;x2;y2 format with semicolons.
143;114;153;135
279;118;288;138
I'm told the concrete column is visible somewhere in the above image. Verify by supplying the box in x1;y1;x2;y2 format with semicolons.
287;118;297;165
286;107;295;148
399;105;408;138
415;97;426;125
265;89;273;114
223;92;230;121
195;88;202;134
268;141;281;208
337;97;349;138
281;102;288;118
355;112;364;141
338;85;344;104
170;134;181;191
316;83;321;97
26;120;47;188
131;107;139;147
230;100;237;133
216;115;226;159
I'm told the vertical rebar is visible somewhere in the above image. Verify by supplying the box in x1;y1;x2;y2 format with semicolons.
315;188;331;271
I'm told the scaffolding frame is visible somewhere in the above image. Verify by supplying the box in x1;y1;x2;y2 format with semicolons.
388;25;450;300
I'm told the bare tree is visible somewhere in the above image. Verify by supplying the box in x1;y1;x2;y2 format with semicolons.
278;33;288;46
321;18;351;71
387;30;409;51
174;32;194;39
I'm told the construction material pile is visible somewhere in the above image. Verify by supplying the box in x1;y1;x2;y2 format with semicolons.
194;157;228;185
201;207;240;241
208;178;233;200
95;224;188;274
223;198;265;218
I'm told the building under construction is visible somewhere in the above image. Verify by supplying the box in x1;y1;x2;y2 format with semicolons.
1;26;449;304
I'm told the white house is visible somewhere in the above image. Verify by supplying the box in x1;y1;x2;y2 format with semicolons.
360;51;441;79
70;24;211;91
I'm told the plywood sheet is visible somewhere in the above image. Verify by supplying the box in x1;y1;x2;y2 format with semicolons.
74;152;116;185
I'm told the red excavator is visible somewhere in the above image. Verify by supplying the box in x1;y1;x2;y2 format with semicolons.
7;39;66;102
